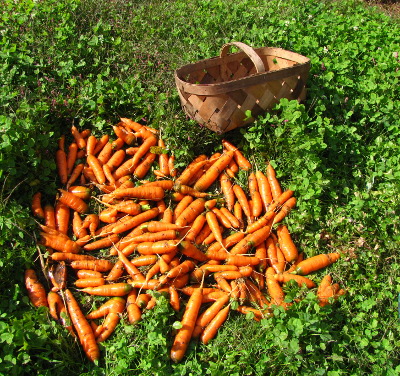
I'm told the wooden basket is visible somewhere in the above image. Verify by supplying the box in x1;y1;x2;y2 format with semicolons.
174;42;311;134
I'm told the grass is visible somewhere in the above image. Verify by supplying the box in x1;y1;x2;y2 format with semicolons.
1;0;400;375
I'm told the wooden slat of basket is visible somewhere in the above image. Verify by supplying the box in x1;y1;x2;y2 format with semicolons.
198;95;228;122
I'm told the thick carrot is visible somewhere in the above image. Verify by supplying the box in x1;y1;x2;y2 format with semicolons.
173;195;194;222
173;184;209;198
83;234;120;252
71;126;86;150
292;253;341;276
193;151;235;192
178;241;208;262
86;297;126;319
255;170;272;211
97;142;113;165
255;241;268;273
68;186;92;200
134;151;157;179
127;293;142;324
113;124;135;145
40;232;81;253
274;273;316;289
116;250;145;281
221;140;252;170
135;240;179;255
246;210;276;234
276;225;299;263
25;269;48;308
184;213;207;242
81;283;132;297
85;135;97;156
56;149;68;185
51;252;96;262
70;259;115;272
128;229;178;244
67;142;78;175
64;289;100;362
226;255;260;267
219;173;235;212
200;264;238;272
170;286;203;363
168;155;178;177
96;312;120;343
206;210;224;249
111;208;160;234
66;163;84;188
32;192;45;219
175;160;208;187
266;267;285;306
77;269;103;279
75;277;105;288
92;134;110;155
58;189;88;214
232;184;252;223
273;197;297;224
47;291;73;335
266;163;282;200
111;186;165;201
87;154;106;184
219;207;241;229
175;198;206;227
200;304;230;344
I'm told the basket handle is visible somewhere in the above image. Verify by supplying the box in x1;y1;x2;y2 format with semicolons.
220;42;266;75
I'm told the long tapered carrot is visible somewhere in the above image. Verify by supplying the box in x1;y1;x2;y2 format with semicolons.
70;259;115;272
274;273;316;289
222;140;252;170
193;151;234;192
273;197;297;224
58;189;88;214
170;286;203;363
111;186;165;201
83;234;120;252
25;269;48;308
31;192;45;219
266;267;285;306
65;289;100;362
56;149;68;185
111;208;160;234
292;253;341;276
175;198;206;227
80;283;132;296
75;277;105;288
40;232;81;253
266;163;282;200
206;210;224;249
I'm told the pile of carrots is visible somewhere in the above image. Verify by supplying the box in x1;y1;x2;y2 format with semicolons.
27;118;345;363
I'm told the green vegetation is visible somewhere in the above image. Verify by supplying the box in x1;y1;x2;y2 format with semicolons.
1;0;399;374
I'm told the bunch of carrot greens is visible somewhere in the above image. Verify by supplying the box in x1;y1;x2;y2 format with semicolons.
26;117;345;363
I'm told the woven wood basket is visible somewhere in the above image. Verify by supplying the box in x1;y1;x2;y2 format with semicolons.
174;42;311;134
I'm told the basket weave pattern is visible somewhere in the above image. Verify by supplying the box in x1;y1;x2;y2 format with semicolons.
175;43;311;134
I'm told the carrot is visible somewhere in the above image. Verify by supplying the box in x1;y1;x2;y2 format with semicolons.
246;210;276;234
265;189;294;214
266;267;285;306
97;142;113;165
47;291;74;335
219;173;235;212
169;285;180;312
129;279;160;290
230;224;272;256
218;207;240;229
274;273;316;289
81;283;132;297
184;213;207;242
75;277;105;288
85;297;126;320
173;195;194;222
174;160;208;187
134;151;157;179
111;186;165;201
68;186;92;200
293;253;340;276
233;201;244;229
200;303;230;344
213;270;242;280
66;163;84;188
254;241;268;273
99;207;118;223
111;208;160;234
276;225;298;263
226;255;260;267
58;189;88;214
96;312;121;343
222;140;252;170
178;241;208;262
86;154;106;184
266;163;282;200
58;135;65;151
40;232;81;253
273;197;297;224
236;306;268;321
91;134;109;156
32;192;45;219
275;241;287;274
127;292;142;324
25;269;48;308
193;151;235;192
77;269;103;279
206;210;224;249
116;250;145;281
255;170;272;211
83;234;120;251
71;126;86;150
141;221;186;233
232;184;252;222
66;142;78;175
113;135;158;179
70;259;114;272
56;149;68;185
170;286;203;363
128;229;178;244
64;289;100;362
168;155;178;177
135;240;178;255
113;124;135;145
84;135;97;156
50;253;94;264
103;164;116;185
215;275;232;293
175;198;206;227
157;139;170;176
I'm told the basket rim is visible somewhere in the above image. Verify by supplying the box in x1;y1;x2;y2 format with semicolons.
174;46;311;96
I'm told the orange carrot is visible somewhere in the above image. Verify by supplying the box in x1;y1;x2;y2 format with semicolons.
222;140;252;170
232;184;252;223
169;285;180;312
97;142;113;165
70;126;86;149
70;259;114;272
274;273;316;289
178;241;208;262
83;234;120;252
170;286;203;363
135;240;178;255
111;208;160;234
276;225;299;263
66;163;84;188
75;277;105;288
56;149;68;185
246;210;276;234
255;241;268;273
226;255;260;267
68;186;92;200
51;252;96;262
40;232;81;253
206;210;224;249
116;250;145;281
111;186;165;201
142;221;186;233
255;170;273;211
77;269;103;279
266;267;285;306
64;289;99;361
25;269;48;308
173;195;194;223
292;253;341;276
184;213;207;242
127;291;142;324
58;189;88;214
86;297;126;319
193;151;235;192
66;142;78;175
87;154;106;184
266;163;282;200
80;283;132;297
175;160;208;187
32;192;45;219
168;155;178;177
273;197;297;224
233;201;244;229
134;151;157;179
200;304;230;344
175;198;206;227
